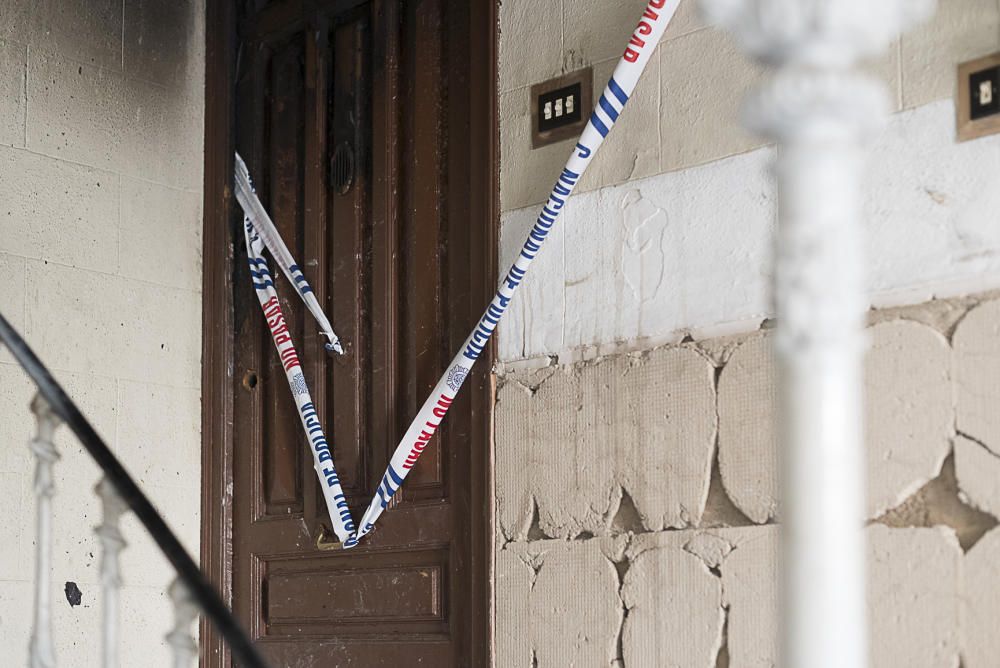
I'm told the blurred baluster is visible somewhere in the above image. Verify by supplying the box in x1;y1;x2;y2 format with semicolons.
95;477;128;668
166;579;199;668
701;1;936;666
28;394;61;668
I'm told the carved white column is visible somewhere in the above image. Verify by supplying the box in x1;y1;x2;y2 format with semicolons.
166;579;199;668
28;394;61;668
699;1;934;667
95;477;128;668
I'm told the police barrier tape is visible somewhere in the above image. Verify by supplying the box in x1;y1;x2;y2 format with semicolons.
240;212;357;542
234;154;344;356
233;0;680;548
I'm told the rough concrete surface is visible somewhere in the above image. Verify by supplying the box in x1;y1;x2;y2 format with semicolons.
963;526;1000;668
577;54;661;194
0;147;119;273
717;526;781;668
609;349;716;531
716;321;954;523
899;0;1000;109
658;27;766;173
496;346;716;540
495;0;1000;662
717;334;777;524
954;435;1000;520
621;543;723;667
496;365;618;540
500;518;982;668
868;525;962;668
954;300;1000;455
499;538;627;667
0;40;26;148
866;292;991;338
496;291;1000;667
623;527;782;667
497;0;562;93
635;525;964;668
865;321;953;517
495;549;534;667
877;453;998;552
498;0;711;211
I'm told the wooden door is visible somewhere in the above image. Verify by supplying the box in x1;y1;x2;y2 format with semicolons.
205;0;496;665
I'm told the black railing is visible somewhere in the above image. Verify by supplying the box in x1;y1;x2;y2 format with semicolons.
0;311;269;668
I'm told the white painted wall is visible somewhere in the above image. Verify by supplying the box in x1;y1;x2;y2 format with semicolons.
496;1;1000;666
497;0;1000;364
0;1;204;664
501;101;1000;362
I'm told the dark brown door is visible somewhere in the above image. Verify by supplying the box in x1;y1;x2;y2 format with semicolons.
214;1;495;665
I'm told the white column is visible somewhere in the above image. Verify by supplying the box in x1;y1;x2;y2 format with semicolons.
166;579;199;668
28;394;62;668
95;477;128;668
699;2;934;667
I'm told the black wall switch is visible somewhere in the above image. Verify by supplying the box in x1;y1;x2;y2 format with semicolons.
531;68;592;149
958;53;1000;142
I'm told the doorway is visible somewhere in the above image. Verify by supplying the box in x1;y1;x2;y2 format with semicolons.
202;1;497;665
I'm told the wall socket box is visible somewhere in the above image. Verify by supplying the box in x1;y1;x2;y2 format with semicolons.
531;68;592;149
957;53;1000;142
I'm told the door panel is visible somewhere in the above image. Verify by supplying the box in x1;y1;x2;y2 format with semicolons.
229;1;492;665
260;34;307;517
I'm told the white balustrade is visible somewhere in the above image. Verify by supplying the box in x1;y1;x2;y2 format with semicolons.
700;1;934;666
94;477;128;668
25;396;207;668
166;579;199;668
2;319;238;665
28;394;62;668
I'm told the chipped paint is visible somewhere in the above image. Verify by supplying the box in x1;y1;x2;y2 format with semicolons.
619;190;668;307
499;101;1000;365
497;292;1000;667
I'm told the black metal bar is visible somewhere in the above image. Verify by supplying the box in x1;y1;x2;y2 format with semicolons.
0;311;270;668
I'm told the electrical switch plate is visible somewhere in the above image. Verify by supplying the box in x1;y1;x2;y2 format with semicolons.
957;53;1000;142
531;68;592;149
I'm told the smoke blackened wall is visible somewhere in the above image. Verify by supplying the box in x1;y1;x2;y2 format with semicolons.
0;1;205;664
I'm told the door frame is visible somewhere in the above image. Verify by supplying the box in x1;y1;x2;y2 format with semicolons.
199;1;498;665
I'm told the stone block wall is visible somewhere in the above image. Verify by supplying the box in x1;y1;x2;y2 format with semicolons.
0;1;204;664
497;296;1000;667
498;0;1000;362
496;1;1000;664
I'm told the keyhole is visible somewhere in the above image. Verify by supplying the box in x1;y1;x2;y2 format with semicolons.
242;370;258;390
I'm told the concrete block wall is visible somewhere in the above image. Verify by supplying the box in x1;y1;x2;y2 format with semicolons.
497;0;1000;666
0;1;204;664
497;296;1000;667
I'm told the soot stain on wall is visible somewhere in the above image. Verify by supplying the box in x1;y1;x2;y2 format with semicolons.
64;581;82;607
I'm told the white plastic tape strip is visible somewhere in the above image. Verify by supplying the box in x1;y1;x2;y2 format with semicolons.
344;0;679;548
240;177;356;543
234;153;344;355
234;0;678;548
